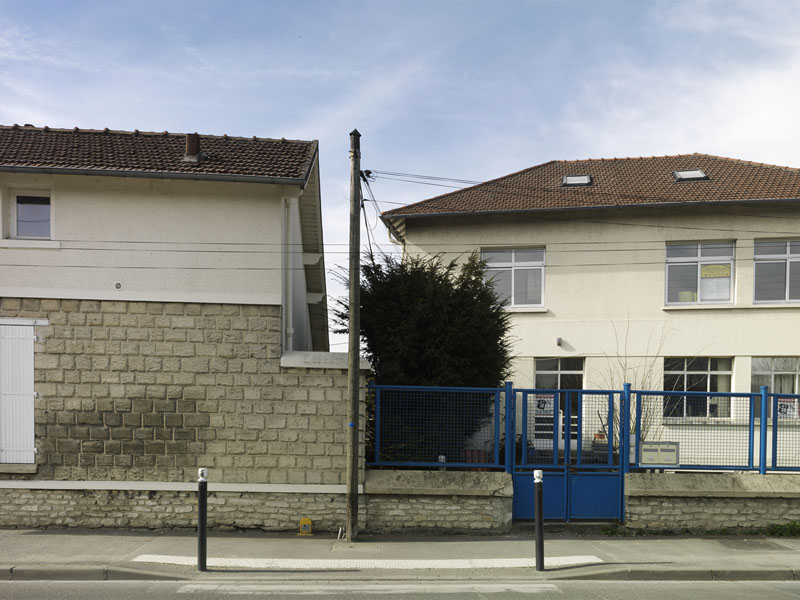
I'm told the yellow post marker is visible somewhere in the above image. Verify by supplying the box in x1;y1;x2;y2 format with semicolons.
298;517;313;536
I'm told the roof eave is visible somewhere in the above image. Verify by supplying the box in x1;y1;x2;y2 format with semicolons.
382;196;800;242
0;165;308;187
384;196;800;220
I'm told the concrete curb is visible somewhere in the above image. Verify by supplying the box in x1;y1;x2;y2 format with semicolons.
3;563;798;581
5;565;185;581
556;567;799;581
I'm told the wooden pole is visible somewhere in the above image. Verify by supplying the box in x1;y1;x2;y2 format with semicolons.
346;129;362;542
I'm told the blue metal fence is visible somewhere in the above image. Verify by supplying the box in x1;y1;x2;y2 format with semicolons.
369;383;800;474
369;384;507;469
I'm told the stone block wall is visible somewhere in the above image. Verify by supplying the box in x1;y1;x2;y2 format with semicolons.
0;298;352;485
625;472;800;530
0;488;355;531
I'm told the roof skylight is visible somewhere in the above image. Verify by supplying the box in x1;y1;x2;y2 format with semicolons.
673;169;708;181
562;174;592;187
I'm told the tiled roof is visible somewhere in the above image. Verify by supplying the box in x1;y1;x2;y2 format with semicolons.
0;124;317;182
382;154;800;218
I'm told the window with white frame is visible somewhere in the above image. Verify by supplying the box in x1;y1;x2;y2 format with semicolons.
663;357;732;418
13;192;51;239
482;248;544;307
665;242;733;304
754;240;800;303
751;357;800;419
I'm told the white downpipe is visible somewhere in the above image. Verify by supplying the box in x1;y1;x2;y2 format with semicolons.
283;196;295;352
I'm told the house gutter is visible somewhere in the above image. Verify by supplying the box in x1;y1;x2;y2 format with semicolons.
382;196;800;222
0;165;309;188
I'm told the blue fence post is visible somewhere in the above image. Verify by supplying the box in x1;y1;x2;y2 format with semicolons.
372;385;381;463
504;381;514;473
759;385;768;475
748;393;755;470
635;392;642;468
622;384;631;474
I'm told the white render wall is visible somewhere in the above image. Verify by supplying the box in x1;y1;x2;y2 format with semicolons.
0;173;289;306
401;204;800;392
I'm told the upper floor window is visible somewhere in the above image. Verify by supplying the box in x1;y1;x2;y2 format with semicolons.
665;242;733;304
14;193;50;239
482;248;544;307
754;240;800;303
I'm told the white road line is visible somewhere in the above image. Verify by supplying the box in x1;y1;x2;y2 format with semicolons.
134;554;602;570
177;582;561;595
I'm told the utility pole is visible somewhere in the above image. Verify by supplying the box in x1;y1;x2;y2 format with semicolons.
346;129;361;542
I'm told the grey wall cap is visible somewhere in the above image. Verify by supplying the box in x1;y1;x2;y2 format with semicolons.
365;469;513;497
280;351;369;371
626;472;800;498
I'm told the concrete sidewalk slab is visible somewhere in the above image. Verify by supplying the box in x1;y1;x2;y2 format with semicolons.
1;527;799;581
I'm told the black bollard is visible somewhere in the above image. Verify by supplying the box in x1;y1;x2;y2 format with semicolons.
198;467;208;572
534;469;544;572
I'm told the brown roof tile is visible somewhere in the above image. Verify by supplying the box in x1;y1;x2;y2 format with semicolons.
382;154;800;218
0;124;317;182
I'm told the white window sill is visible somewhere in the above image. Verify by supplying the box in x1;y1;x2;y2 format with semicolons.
662;304;734;311
504;307;548;313
665;303;800;311
0;239;60;249
0;463;37;474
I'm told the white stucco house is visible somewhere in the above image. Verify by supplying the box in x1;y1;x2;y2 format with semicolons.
381;153;800;427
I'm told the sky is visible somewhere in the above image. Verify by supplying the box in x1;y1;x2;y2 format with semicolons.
3;0;800;350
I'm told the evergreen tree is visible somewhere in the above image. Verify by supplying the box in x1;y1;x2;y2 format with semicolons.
335;252;512;463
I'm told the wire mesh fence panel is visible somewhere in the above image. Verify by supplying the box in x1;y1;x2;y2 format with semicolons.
770;394;800;469
519;390;560;467
635;392;755;469
577;392;622;466
372;385;502;467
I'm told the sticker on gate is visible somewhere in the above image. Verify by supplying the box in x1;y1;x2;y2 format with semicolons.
777;397;799;419
534;395;554;415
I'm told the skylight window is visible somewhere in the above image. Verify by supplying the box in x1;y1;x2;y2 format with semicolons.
562;174;592;187
673;169;708;182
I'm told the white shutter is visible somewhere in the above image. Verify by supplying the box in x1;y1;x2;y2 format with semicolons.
0;324;36;463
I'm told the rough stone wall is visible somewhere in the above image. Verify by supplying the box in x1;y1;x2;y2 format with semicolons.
0;298;349;484
0;487;508;532
0;488;353;531
365;495;512;533
626;496;800;530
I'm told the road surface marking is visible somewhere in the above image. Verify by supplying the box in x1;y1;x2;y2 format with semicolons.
177;582;561;595
134;554;602;570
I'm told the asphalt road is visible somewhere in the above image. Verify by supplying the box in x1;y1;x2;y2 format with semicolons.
3;580;800;599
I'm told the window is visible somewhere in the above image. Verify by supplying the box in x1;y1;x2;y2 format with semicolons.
14;193;50;239
562;174;592;186
754;240;800;303
751;357;800;418
483;248;544;307
673;169;708;181
0;322;36;463
666;242;733;304
663;357;732;418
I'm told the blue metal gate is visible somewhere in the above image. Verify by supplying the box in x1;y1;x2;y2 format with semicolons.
511;387;628;521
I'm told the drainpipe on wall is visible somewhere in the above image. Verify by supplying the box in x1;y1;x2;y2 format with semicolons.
283;196;294;352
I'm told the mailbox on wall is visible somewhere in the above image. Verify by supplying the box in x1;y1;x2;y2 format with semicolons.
640;441;680;467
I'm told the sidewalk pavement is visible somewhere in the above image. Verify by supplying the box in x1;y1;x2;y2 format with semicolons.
1;524;799;582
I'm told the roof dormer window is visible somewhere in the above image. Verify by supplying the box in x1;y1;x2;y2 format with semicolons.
562;174;592;187
673;169;708;182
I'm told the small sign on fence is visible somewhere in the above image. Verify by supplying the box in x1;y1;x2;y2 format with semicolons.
639;441;679;467
534;395;554;415
777;398;799;419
